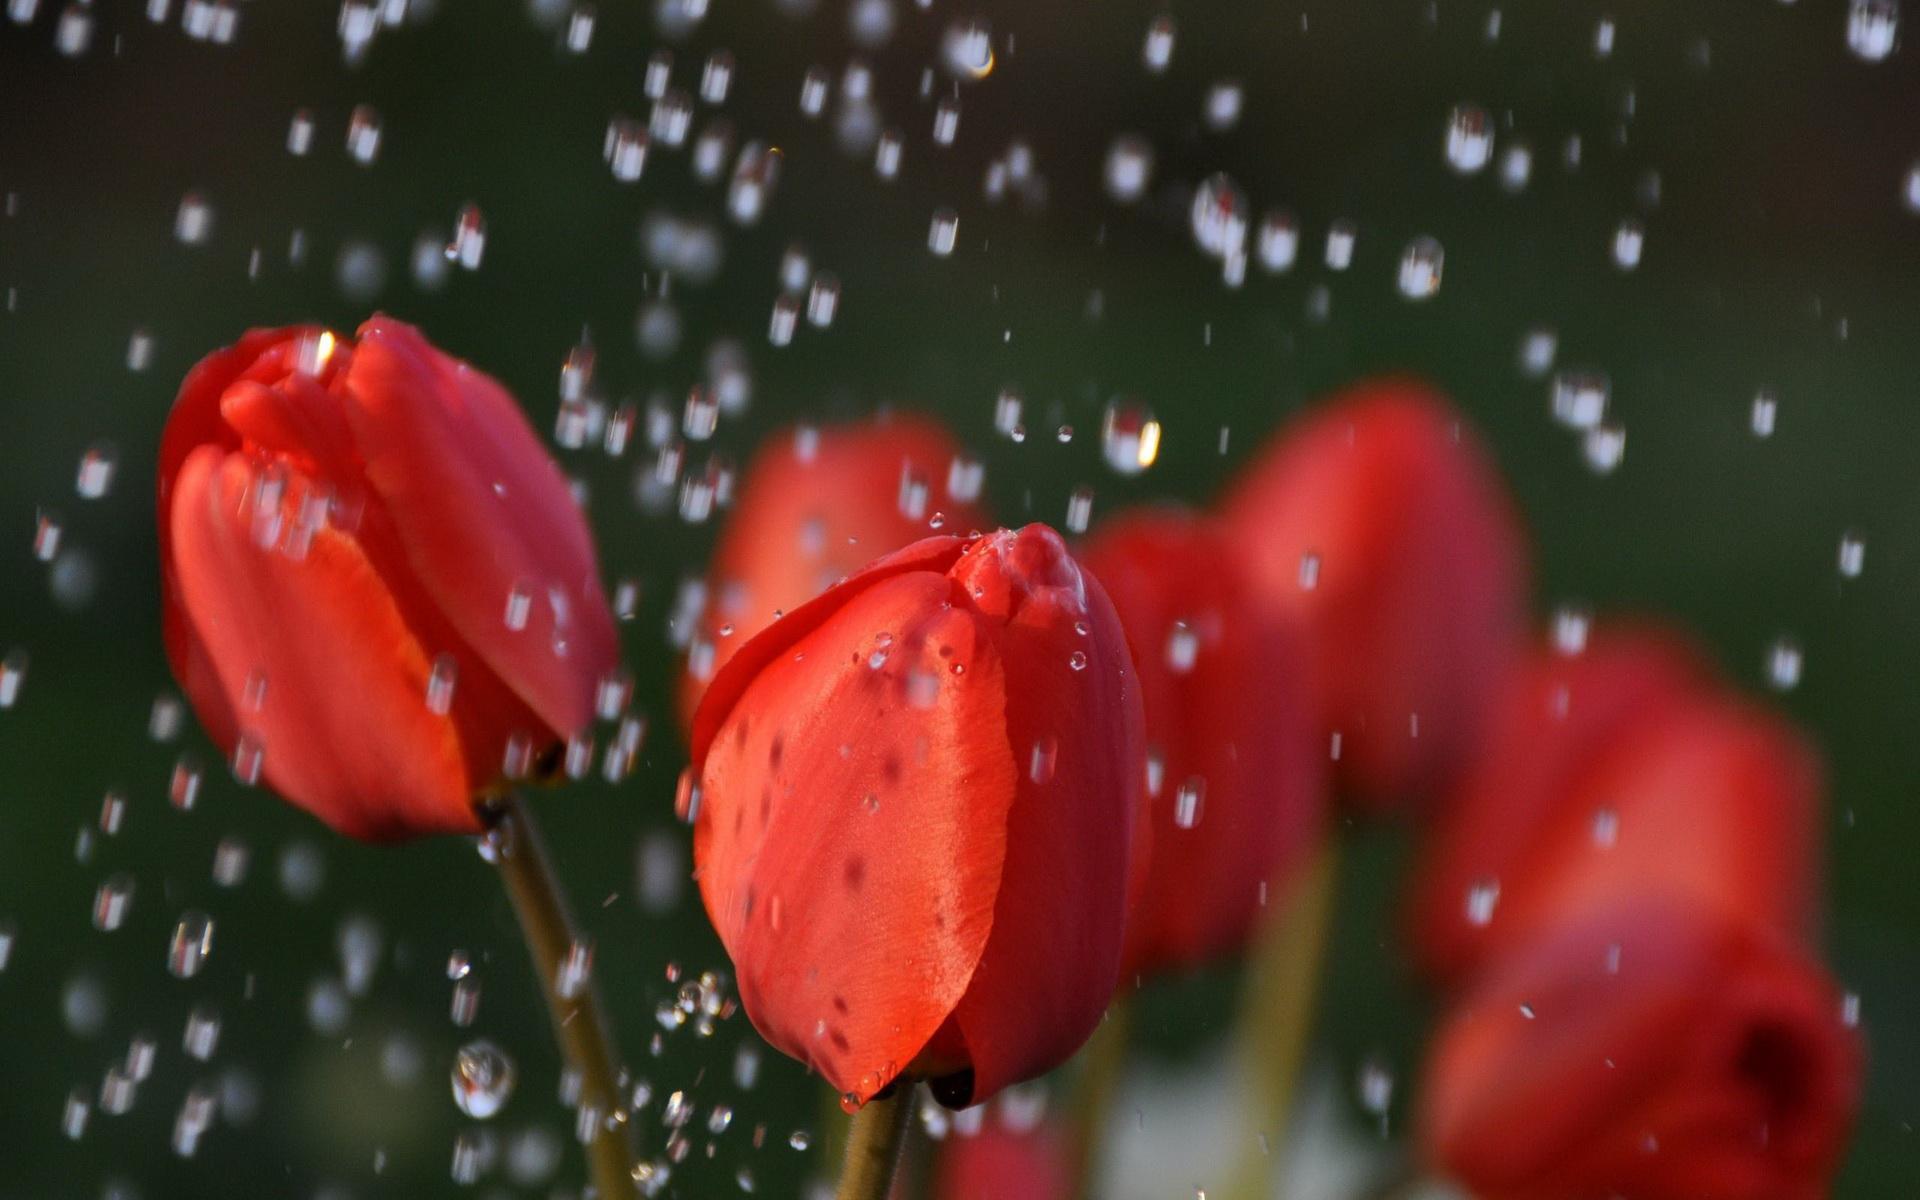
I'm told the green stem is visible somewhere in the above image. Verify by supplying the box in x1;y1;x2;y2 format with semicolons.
1221;842;1343;1200
1068;998;1133;1198
488;792;639;1200
833;1086;917;1200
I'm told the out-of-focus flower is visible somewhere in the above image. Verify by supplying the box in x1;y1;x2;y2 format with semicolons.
1080;507;1325;977
931;1119;1072;1200
1406;628;1822;987
158;318;618;840
1419;902;1862;1200
1223;378;1526;813
678;415;988;725
689;526;1142;1107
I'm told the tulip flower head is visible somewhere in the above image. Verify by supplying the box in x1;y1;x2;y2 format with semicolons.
1420;903;1862;1200
678;415;989;725
1081;508;1325;977
158;318;619;840
689;525;1144;1108
1406;628;1822;988
1224;378;1526;813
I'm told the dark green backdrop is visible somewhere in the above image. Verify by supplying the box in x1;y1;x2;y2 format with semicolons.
2;0;1917;1195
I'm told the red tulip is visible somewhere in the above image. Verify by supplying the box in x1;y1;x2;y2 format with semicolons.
1222;378;1527;813
678;415;989;726
1419;903;1862;1200
932;1121;1071;1200
1080;508;1325;976
1405;629;1822;988
689;525;1143;1107
158;318;619;840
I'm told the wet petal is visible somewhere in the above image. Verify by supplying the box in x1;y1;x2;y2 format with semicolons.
168;447;479;840
696;571;1015;1101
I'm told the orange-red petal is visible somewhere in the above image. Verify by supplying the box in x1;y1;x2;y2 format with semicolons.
168;447;480;840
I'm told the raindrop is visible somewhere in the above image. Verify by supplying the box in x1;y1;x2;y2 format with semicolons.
1611;219;1645;270
452;1039;518;1119
645;50;672;100
1465;880;1500;926
606;117;648;182
1499;141;1533;193
346;105;382;164
1518;327;1558;378
1190;173;1248;259
798;66;830;118
1838;531;1866;579
0;649;27;707
1751;390;1778;437
806;273;840;327
450;203;486;269
183;1005;221;1060
1104;135;1153;203
1551;370;1609;430
1582;423;1627;474
1847;0;1898;62
174;192;214;245
1100;399;1161;475
1256;211;1298;273
932;97;961;146
1028;736;1058;784
1766;638;1803;691
1552;605;1592;655
1204;81;1243;132
1142;13;1175;72
1173;778;1206;829
1445;104;1493;173
212;838;248;887
166;911;215;979
1324;220;1357;270
169;756;202;809
875;128;904;179
928;207;959;256
701;51;733;103
1064;485;1094;534
1397;236;1444;300
92;875;135;931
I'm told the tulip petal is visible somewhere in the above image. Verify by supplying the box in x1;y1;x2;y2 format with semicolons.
696;570;1016;1101
679;416;989;724
340;316;617;739
943;527;1143;1104
1421;905;1860;1200
168;447;480;840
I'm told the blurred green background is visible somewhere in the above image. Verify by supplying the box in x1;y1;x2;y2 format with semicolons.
3;0;1919;1195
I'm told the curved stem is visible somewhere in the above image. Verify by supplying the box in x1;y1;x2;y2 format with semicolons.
1221;841;1343;1200
489;792;639;1200
833;1086;917;1200
1067;998;1133;1199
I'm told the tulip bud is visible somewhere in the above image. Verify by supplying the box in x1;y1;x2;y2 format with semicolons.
1419;903;1862;1200
1223;379;1526;813
690;525;1143;1108
678;415;990;726
1080;508;1326;977
1406;628;1822;988
158;318;619;840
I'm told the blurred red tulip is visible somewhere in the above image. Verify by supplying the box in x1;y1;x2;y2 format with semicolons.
932;1121;1071;1200
690;525;1143;1107
1080;508;1326;977
1419;903;1862;1200
1222;378;1526;813
158;318;619;840
678;415;989;726
1406;628;1822;988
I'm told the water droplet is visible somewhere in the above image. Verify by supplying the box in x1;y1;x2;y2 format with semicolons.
1101;399;1161;475
346;104;382;164
76;444;116;499
1397;236;1444;299
928;207;959;256
1028;736;1058;784
1551;370;1610;430
92;875;135;931
1611;219;1645;270
1465;879;1500;927
1848;0;1898;62
166;911;215;979
1838;531;1866;579
1064;485;1094;534
1751;390;1779;437
1104;135;1153;203
1445;104;1493;173
174;192;214;245
1766;637;1803;691
1173;777;1206;828
1142;14;1175;72
1324;220;1357;270
1256;211;1298;273
452;1039;518;1119
1190;173;1248;259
